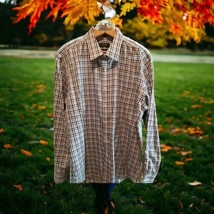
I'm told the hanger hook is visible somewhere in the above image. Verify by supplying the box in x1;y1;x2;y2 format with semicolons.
97;0;116;19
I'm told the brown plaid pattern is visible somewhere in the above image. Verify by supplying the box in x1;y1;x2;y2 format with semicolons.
54;27;161;184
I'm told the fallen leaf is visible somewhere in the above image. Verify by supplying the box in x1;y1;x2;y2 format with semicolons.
36;84;46;89
38;105;46;110
178;201;183;209
181;91;190;97
32;103;38;108
35;84;46;93
46;157;50;161
179;151;192;156
172;127;183;135
161;144;173;152
175;161;185;166
3;144;14;149
185;158;193;162
13;184;23;191
187;127;203;136
35;89;44;93
0;128;5;134
47;113;53;118
39;140;48;145
199;97;204;102
191;105;202;109
189;203;193;208
21;149;32;157
188;181;202;186
204;120;211;125
201;198;205;205
167;117;173;124
204;100;214;104
19;115;25;120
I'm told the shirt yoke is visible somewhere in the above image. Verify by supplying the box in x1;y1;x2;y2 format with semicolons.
122;35;152;60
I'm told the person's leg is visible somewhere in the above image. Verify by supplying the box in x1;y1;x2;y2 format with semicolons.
106;183;116;213
91;183;117;213
91;183;108;213
107;183;117;198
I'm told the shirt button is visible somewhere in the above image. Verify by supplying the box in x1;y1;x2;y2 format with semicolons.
103;87;107;91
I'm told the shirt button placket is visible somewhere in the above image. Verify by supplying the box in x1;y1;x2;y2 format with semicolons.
102;58;110;181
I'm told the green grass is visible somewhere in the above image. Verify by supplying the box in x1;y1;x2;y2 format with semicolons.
0;57;213;214
151;48;214;56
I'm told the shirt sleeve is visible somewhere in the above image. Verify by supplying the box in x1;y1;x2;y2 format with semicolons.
54;55;70;183
54;56;64;144
141;51;161;183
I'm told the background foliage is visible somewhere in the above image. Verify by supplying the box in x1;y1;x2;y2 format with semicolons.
0;1;214;49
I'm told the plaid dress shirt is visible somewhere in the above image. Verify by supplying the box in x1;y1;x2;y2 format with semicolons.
54;27;161;184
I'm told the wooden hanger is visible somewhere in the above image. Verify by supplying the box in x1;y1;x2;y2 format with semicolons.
93;20;116;38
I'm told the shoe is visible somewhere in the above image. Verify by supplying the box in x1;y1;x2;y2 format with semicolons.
95;200;115;214
104;200;115;214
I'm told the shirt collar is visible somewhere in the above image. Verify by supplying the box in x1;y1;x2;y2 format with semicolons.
85;26;123;61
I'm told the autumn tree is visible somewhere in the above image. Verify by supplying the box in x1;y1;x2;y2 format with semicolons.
13;0;214;46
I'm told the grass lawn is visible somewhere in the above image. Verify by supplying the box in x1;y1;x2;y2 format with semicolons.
0;57;213;214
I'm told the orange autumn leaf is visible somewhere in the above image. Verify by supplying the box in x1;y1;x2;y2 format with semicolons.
13;0;55;33
13;0;101;33
3;144;14;149
187;127;203;136
47;113;53;118
21;149;32;157
138;0;166;24
175;161;185;166
13;184;23;191
12;0;214;45
185;158;193;162
0;128;5;134
39;140;48;145
160;144;172;152
171;127;183;135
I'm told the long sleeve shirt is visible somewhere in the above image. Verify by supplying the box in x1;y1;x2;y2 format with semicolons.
54;27;161;184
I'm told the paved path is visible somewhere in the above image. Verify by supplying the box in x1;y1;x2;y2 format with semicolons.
0;49;214;64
